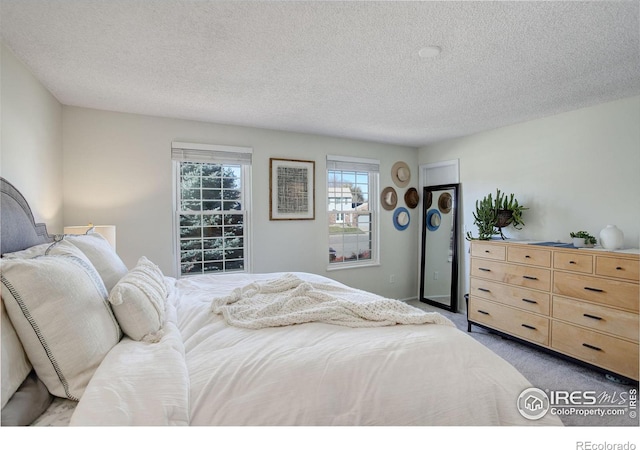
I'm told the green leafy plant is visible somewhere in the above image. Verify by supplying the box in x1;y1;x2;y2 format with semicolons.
570;231;597;245
466;189;528;241
496;191;526;230
467;192;498;240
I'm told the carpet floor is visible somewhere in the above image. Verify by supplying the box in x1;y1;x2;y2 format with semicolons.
407;300;639;427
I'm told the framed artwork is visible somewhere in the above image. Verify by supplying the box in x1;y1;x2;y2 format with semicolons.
269;158;315;220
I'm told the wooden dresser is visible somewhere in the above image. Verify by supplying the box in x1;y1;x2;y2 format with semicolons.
468;240;639;381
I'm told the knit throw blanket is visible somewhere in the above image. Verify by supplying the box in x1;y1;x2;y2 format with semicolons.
210;273;454;329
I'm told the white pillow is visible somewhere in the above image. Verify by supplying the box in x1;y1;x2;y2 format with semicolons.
0;244;122;401
64;231;128;292
1;240;71;408
1;301;32;409
2;240;61;408
1;242;51;260
109;257;167;343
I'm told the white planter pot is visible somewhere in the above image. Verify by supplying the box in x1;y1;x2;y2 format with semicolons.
572;237;594;248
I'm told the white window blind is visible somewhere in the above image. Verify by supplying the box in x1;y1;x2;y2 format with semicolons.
326;155;379;173
171;142;252;165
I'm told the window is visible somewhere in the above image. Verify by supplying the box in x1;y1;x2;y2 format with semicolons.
172;142;252;276
327;155;379;268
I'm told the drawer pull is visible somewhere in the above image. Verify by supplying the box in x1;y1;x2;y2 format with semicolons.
521;298;538;304
584;286;604;293
522;275;538;280
616;266;623;271
477;310;490;315
484;250;490;253
582;343;602;352
583;313;603;321
525;255;531;258
521;324;537;330
569;261;577;264
478;287;491;293
478;267;491;272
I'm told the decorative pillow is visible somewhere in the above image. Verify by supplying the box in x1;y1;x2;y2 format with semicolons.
0;245;122;401
1;242;51;260
1;301;32;409
63;231;128;292
108;257;167;342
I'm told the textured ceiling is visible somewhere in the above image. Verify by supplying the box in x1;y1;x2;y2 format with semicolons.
1;1;639;147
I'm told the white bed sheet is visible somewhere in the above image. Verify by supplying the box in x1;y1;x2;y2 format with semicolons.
70;272;562;426
31;398;77;426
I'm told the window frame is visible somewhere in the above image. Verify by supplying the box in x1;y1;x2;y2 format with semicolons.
326;155;380;271
172;142;252;277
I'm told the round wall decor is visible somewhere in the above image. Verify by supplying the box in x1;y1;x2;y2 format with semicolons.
391;161;411;188
404;187;419;209
426;209;442;231
393;207;410;231
438;192;452;214
381;186;398;211
424;191;432;209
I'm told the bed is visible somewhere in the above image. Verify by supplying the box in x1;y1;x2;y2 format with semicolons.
0;177;562;426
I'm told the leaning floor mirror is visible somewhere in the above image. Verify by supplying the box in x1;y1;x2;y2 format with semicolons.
419;183;460;312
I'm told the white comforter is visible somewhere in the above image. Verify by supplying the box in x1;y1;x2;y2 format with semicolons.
71;272;562;426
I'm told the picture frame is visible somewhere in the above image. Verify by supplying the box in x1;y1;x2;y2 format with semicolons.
270;158;315;220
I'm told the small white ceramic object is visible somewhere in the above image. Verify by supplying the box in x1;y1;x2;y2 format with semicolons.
599;225;624;250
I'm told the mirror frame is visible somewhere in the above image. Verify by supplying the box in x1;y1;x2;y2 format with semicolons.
419;183;460;312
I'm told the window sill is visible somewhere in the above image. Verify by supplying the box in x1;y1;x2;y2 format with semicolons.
326;261;380;271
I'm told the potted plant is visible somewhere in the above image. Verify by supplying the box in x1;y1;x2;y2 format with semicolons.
570;231;597;248
466;189;528;240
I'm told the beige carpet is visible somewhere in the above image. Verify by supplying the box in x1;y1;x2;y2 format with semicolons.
407;299;639;427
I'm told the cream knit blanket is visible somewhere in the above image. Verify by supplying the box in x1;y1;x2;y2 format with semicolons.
210;273;454;329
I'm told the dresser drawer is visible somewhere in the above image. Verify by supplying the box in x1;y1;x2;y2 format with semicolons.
596;256;639;282
470;278;550;315
507;246;551;267
471;259;551;291
471;242;506;260
551;321;639;380
554;251;593;274
552;296;639;342
469;297;549;345
553;271;639;312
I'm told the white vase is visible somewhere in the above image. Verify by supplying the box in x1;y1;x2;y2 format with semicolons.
599;225;624;250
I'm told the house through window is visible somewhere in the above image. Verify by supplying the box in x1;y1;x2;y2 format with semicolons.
327;155;379;268
172;142;252;276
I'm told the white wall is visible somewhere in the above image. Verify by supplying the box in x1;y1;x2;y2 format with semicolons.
0;43;63;232
419;96;640;307
62;107;420;299
7;41;636;304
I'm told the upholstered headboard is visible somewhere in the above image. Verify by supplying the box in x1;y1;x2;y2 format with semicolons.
1;177;56;425
0;177;53;255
